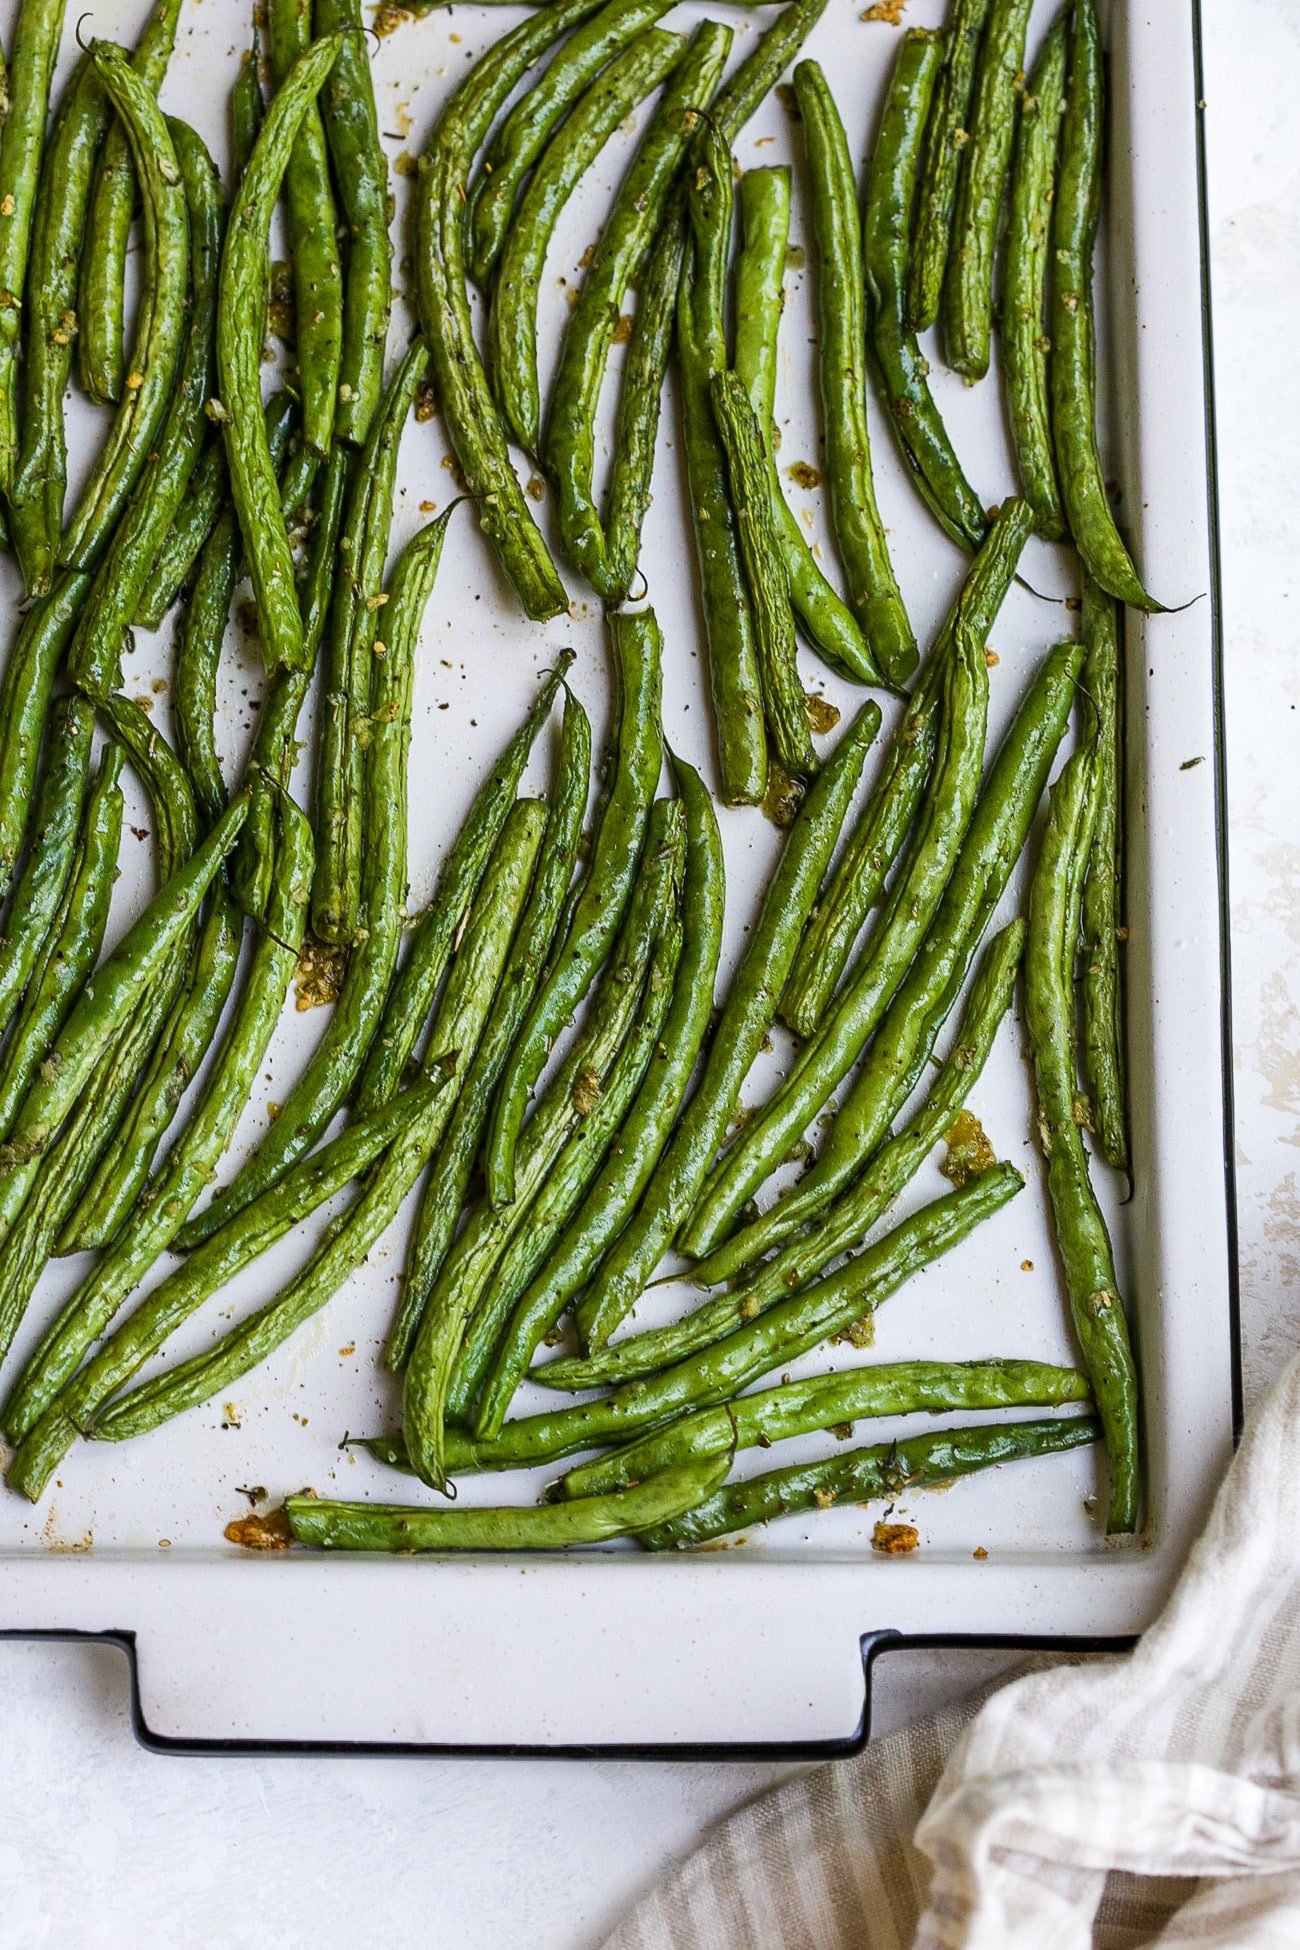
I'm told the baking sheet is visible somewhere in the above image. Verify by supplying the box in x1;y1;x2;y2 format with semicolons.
0;0;1234;1747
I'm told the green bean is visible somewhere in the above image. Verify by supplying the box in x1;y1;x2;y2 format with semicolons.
561;1358;1092;1501
414;4;595;623
0;745;124;1143
6;1080;444;1493
131;439;227;633
0;572;92;906
683;624;989;1259
865;29;987;551
78;0;182;407
489;29;684;456
575;696;880;1352
600;0;831;600
1001;15;1067;539
388;689;592;1369
101;691;197;883
356;655;573;1113
1026;744;1139;1536
471;0;675;287
0;0;70;497
1079;574;1128;1172
548;923;1022;1389
545;20;731;595
315;0;390;446
907;0;989;333
231;41;264;175
733;167;881;687
0;696;95;1045
455;863;684;1427
678;122;767;807
59;45;190;573
268;0;343;455
2;803;314;1474
486;609;662;1207
173;509;452;1251
794;60;915;689
67;119;224;702
312;341;428;944
0;793;248;1240
484;755;723;1426
411;1165;1023;1478
404;809;680;1487
708;638;1081;1282
9;57;113;595
643;1413;1100;1549
1052;1;1156;609
285;1455;731;1552
711;370;818;782
943;0;1032;381
216;36;341;676
780;497;1032;1036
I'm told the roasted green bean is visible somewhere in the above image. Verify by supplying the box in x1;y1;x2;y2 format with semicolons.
1079;574;1128;1172
268;0;343;455
907;0;990;333
0;696;95;1044
316;0;391;446
1001;14;1067;538
0;0;70;497
943;0;1032;381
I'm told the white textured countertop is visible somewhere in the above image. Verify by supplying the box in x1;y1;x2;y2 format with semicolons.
1;1;1296;1942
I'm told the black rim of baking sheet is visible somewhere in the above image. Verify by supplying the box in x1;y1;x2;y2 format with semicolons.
0;0;1240;1762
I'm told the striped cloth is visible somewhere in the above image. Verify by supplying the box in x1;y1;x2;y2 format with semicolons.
604;1354;1300;1949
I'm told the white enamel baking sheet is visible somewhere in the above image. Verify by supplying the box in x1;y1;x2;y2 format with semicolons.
0;0;1234;1747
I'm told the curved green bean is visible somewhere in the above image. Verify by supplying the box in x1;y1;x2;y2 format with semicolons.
682;621;989;1260
733;166;881;687
216;35;340;675
1080;574;1128;1172
489;28;684;456
711;369;818;782
78;0;182;407
0;0;69;496
471;0;675;286
484;755;722;1425
1001;15;1067;538
3;802;314;1472
60;44;190;571
9;57;113;594
1051;0;1156;609
284;1455;731;1552
414;1;596;622
388;688;592;1369
545;19;731;595
548;922;1022;1389
907;0;990;333
643;1414;1101;1550
943;0;1032;380
316;0;391;446
865;28;987;550
794;59;914;688
1026;743;1139;1535
357;653;573;1114
0;745;123;1143
679;121;767;806
601;0;831;600
0;696;95;1044
560;1358;1092;1501
68;118;224;701
268;0;343;455
780;496;1032;1036
575;695;880;1353
486;609;661;1207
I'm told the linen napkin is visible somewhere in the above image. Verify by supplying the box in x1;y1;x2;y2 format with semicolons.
603;1352;1300;1950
